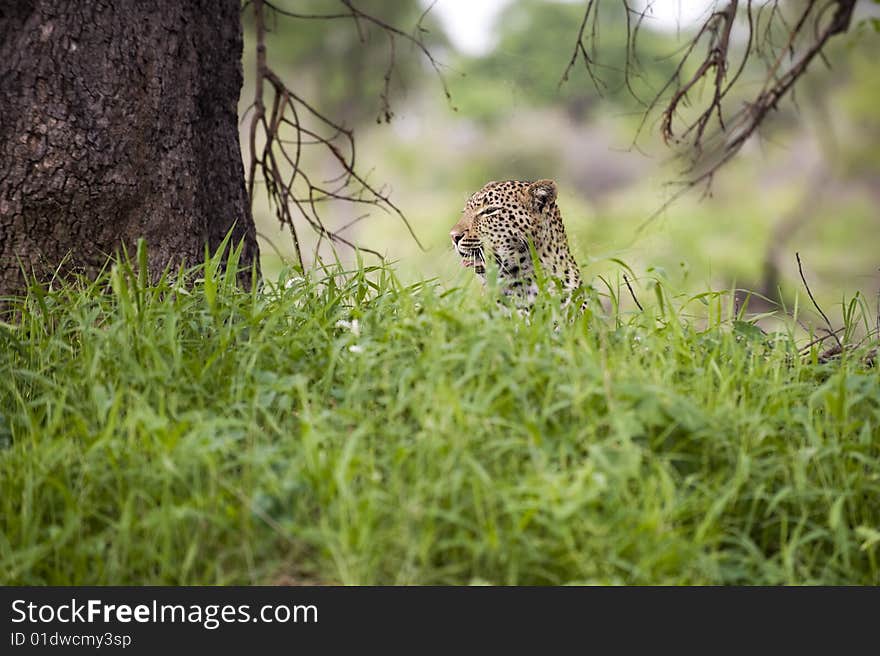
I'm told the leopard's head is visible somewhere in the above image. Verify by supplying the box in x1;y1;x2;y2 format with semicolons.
450;179;580;294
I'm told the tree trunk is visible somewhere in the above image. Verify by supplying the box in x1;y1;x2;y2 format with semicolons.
0;0;259;299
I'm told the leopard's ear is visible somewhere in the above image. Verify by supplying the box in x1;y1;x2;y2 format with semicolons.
527;179;557;213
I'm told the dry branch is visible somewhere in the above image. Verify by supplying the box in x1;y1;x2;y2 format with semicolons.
245;0;447;267
563;0;858;191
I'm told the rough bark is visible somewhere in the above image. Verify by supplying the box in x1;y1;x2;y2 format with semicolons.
0;0;259;299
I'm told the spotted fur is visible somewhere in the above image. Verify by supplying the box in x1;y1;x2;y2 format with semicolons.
450;179;581;305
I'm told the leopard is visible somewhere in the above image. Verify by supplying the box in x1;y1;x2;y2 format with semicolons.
449;179;582;307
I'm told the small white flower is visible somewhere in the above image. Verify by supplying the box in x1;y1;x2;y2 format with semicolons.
348;344;363;353
335;319;360;337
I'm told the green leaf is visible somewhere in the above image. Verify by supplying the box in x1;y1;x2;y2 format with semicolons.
733;320;765;341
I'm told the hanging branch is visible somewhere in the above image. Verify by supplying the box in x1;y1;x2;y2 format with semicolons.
245;0;449;267
562;0;858;199
559;0;606;94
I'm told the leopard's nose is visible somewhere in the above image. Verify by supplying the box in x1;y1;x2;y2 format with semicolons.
450;230;463;248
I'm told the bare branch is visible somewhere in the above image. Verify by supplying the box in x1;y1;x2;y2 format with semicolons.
559;1;606;94
798;326;846;354
339;0;454;109
562;0;858;189
246;0;448;267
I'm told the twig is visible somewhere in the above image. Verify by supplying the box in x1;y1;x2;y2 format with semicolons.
818;343;843;364
796;251;841;349
558;0;605;94
623;274;644;311
246;0;443;266
798;325;845;353
563;1;857;194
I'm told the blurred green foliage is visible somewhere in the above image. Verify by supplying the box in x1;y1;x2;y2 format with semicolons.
452;1;681;123
244;0;449;124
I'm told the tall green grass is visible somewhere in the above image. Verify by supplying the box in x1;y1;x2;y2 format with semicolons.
1;244;878;584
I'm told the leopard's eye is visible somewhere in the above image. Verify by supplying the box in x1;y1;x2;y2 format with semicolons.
478;206;502;216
